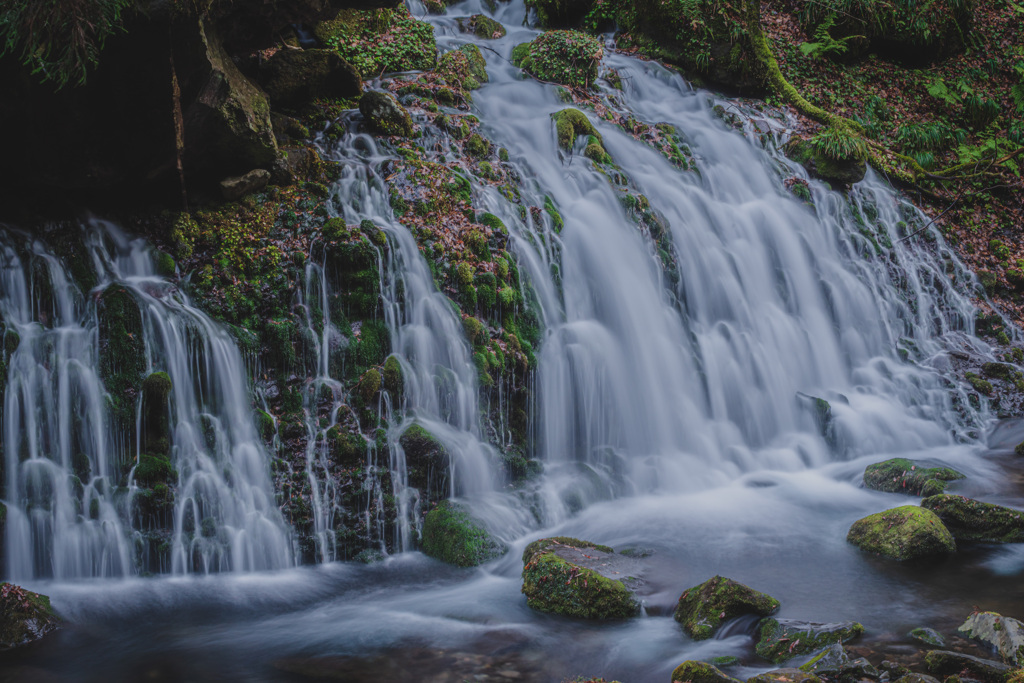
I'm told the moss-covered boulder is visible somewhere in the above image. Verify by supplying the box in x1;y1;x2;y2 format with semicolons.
864;459;965;497
784;135;866;187
798;643;849;675
421;500;507;567
551;108;600;150
521;537;639;619
958;612;1024;665
315;7;437;77
141;372;172;457
0;583;60;650
97;285;146;441
921;495;1024;543
846;506;956;561
399;423;451;502
908;627;946;647
458;14;506;39
259;48;361;107
525;0;595;28
670;660;742;683
756;619;864;664
924;651;1013;683
382;355;403;398
359;91;414;138
673;575;780;640
511;31;603;88
746;669;822;683
437;44;489;92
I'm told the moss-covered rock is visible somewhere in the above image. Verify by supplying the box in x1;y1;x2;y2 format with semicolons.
97;285;146;443
958;612;1024;665
382;355;403;398
673;575;780;640
399;423;451;502
908;627;946;647
552;108;600;150
458;14;507;39
141;372;172;457
670;660;742;683
921;495;1024;543
316;7;437;77
784;135;866;187
359;91;414;138
525;0;595;28
421;500;507;567
924;651;1013;683
0;583;60;651
511;31;603;88
863;458;965;497
436;44;489;93
746;669;822;683
798;643;849;675
135;453;177;488
846;505;956;561
521;537;639;619
259;48;362;107
755;619;864;664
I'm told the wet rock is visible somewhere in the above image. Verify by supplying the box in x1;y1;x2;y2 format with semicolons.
220;168;271;200
893;674;941;683
908;627;946;647
799;643;850;674
260;48;361;107
511;31;603;89
521;537;639;619
863;458;965;497
524;0;594;28
784;136;866;187
359;91;414;138
671;660;742;683
399;423;450;503
0;583;61;650
382;355;403;398
924;650;1013;683
673;576;780;640
551;108;601;151
958;611;1024;665
846;506;956;561
756;619;864;664
747;668;822;683
141;371;172;457
458;14;507;39
921;495;1024;543
421;500;506;567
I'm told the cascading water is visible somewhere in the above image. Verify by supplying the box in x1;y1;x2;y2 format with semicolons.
0;221;291;579
2;1;1021;680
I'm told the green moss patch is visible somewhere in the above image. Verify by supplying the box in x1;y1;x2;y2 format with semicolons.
756;619;864;664
921;495;1024;543
846;505;956;561
924;650;1014;683
511;31;603;88
317;7;437;78
359;91;414;138
458;14;506;39
673;575;779;640
863;458;965;497
421;500;507;567
670;661;742;683
0;583;60;650
97;285;146;441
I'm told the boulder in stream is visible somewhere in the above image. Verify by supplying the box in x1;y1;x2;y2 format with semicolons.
670;660;742;683
846;506;956;561
863;458;965;497
747;669;823;683
673;575;780;640
521;537;640;619
359;91;414;138
0;583;61;651
921;495;1024;543
421;500;506;567
755;618;864;664
958;611;1024;665
924;650;1014;683
908;626;946;647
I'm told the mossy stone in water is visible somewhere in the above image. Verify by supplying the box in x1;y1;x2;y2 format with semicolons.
421;500;507;567
142;372;172;457
746;669;822;683
846;505;955;561
784;136;865;187
673;575;779;640
924;650;1014;683
135;453;176;487
382;355;403;398
908;626;946;647
512;31;603;88
399;423;450;502
958;611;1024;665
521;537;639;620
359;91;414;138
863;458;964;497
921;495;1024;543
552;108;601;151
670;661;742;683
0;583;60;650
756;619;864;664
459;14;506;39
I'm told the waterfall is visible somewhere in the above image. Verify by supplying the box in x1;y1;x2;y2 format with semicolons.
1;221;291;579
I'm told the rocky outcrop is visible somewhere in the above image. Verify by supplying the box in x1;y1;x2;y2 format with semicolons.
0;583;60;651
673;575;779;640
259;49;362;107
846;506;956;561
863;459;965;497
220;169;272;200
521;537;640;619
921;495;1024;543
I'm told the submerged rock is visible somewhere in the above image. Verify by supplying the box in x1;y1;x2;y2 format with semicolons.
359;91;414;138
756;619;864;664
846;506;956;561
670;660;742;683
921;495;1024;543
747;669;822;683
908;626;946;648
0;583;61;651
958;611;1024;665
421;500;506;567
521;537;639;619
673;575;780;640
924;650;1013;682
458;14;506;39
863;458;965;497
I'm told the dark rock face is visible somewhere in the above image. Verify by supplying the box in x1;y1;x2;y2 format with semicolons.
260;49;362;107
220;168;272;200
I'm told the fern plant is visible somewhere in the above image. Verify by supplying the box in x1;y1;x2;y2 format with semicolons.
799;14;861;59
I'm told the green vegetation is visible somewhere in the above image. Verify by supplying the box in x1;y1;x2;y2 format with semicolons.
922;494;1024;543
421;500;507;566
863;458;965;496
846;505;956;561
756;619;864;663
673;575;780;640
512;31;603;88
670;661;743;683
317;7;437;77
521;537;638;619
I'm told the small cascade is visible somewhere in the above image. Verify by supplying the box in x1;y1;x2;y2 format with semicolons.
0;221;292;579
